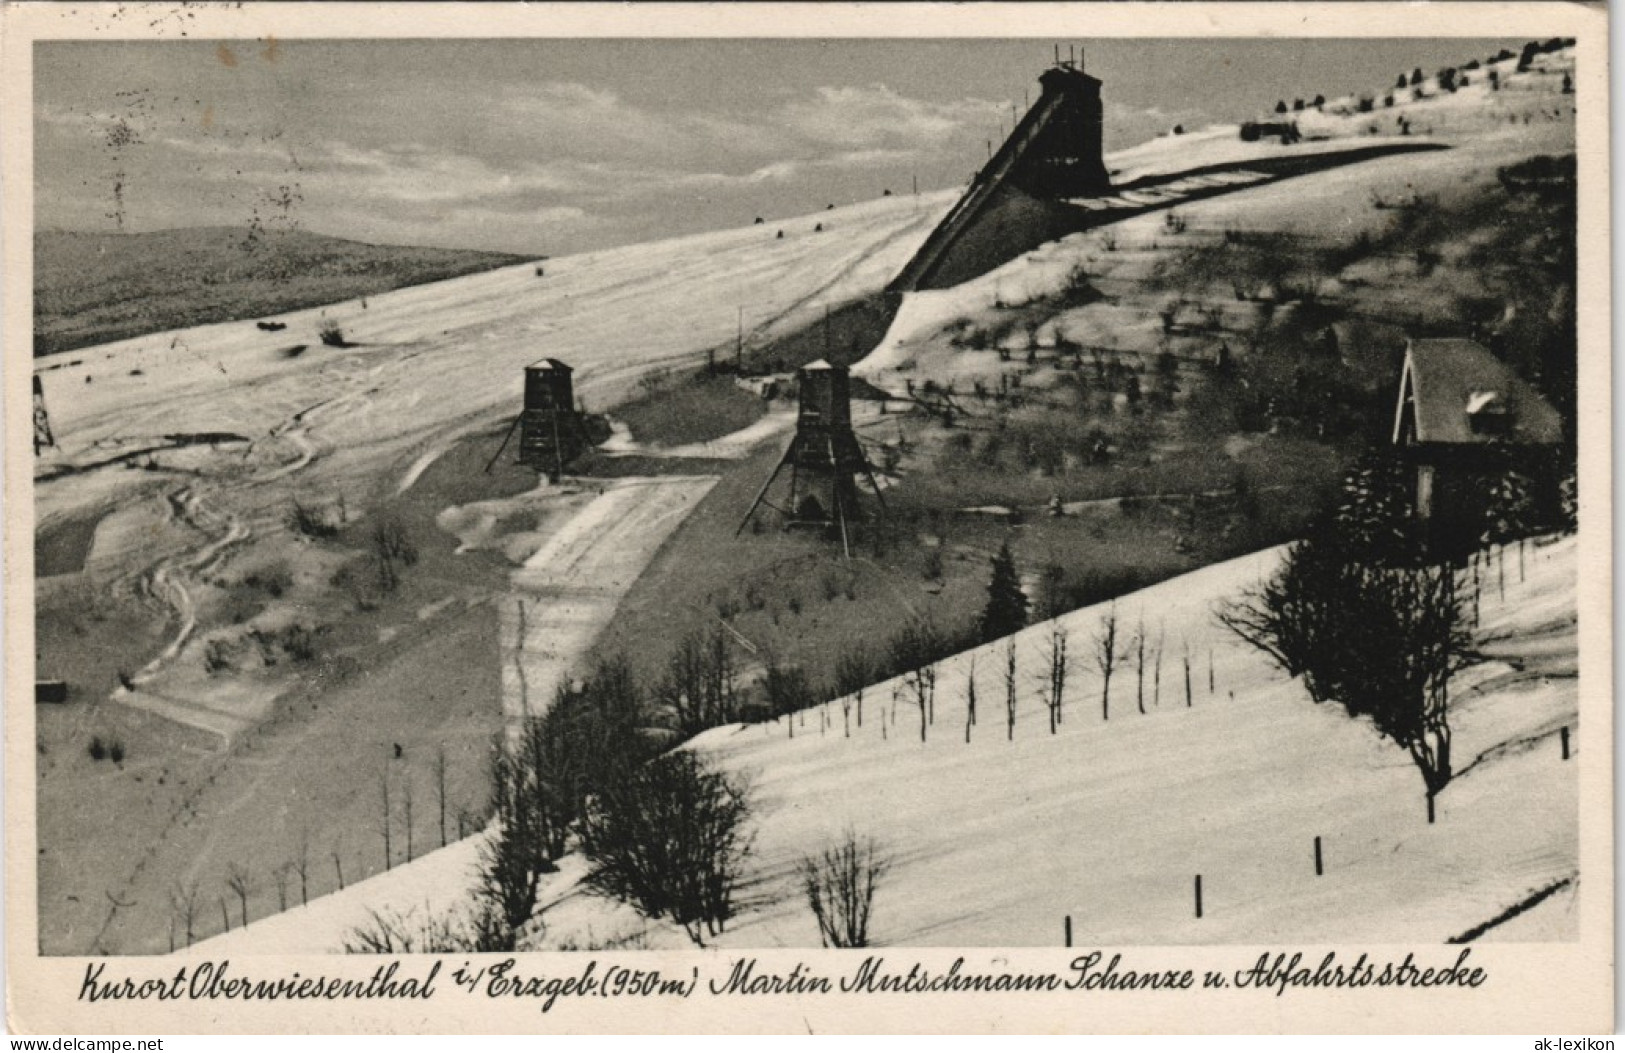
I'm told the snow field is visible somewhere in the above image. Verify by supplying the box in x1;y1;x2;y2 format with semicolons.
194;535;1577;952
674;536;1576;948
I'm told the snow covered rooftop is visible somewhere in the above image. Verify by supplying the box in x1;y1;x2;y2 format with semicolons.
1396;339;1564;446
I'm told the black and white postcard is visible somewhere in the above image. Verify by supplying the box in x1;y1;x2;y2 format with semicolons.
2;2;1611;1034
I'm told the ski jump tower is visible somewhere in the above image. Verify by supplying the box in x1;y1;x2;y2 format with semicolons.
888;51;1113;293
737;360;885;557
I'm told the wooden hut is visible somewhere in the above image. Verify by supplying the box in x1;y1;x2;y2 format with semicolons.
1391;338;1563;549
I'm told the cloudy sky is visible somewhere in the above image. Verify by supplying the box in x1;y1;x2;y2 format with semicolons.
35;38;1520;256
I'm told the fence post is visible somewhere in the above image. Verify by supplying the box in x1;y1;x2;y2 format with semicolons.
1064;915;1073;948
1194;875;1203;919
1561;725;1571;760
1314;836;1323;876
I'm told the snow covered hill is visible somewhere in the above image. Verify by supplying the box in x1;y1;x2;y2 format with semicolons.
196;532;1577;953
56;41;1581;957
36;190;953;526
32;190;954;955
34;191;952;736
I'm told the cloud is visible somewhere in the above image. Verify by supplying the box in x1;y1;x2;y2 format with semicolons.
495;82;780;162
741;148;919;184
493;80;997;166
36;73;1003;253
780;84;1002;149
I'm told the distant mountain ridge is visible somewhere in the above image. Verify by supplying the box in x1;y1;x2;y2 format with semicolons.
34;227;529;357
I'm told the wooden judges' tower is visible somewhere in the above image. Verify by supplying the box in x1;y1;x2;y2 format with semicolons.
737;360;885;557
518;358;588;481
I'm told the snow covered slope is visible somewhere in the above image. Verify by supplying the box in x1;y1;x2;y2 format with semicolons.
571;535;1581;948
197;533;1577;953
855;46;1575;386
37;191;952;521
33;192;953;732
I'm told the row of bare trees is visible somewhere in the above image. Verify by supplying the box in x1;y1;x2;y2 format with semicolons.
375;751;458;874
658;627;742;738
167;746;479;950
814;604;1215;751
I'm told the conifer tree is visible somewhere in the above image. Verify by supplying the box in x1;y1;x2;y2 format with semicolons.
980;542;1028;643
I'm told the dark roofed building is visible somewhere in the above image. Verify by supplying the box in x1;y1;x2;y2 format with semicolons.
1392;338;1564;553
1393;338;1563;449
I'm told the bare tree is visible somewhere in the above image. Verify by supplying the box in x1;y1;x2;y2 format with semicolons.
434;746;449;848
889;617;946;744
1040;624;1069;734
379;769;393;870
658;625;740;738
963;655;978;742
1217;538;1346;701
272;863;289;912
291;828;311;906
477;740;545;950
343;903;503;954
763;658;818;733
1130;615;1149;714
331;843;346;890
471;655;647;953
1381;566;1477;796
1092;603;1123;721
1152;624;1165;707
402;771;415;862
515;714;573;865
344;906;443;954
224;863;254;929
908;665;930;743
921;660;938;737
1004;637;1018;740
168;880;200;948
1183;640;1193;708
800;830;890;948
538;654;648;849
834;644;876;734
370;516;418;593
